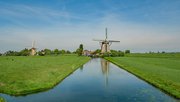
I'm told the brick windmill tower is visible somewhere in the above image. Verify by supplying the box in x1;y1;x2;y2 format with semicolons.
93;28;120;53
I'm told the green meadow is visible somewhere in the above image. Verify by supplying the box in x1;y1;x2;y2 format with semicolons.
105;53;180;99
0;55;90;95
0;97;5;102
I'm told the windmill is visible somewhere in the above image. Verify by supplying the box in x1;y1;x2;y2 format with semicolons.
93;28;120;53
30;40;37;56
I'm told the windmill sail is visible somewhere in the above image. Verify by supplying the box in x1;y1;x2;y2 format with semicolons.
32;40;35;48
109;40;120;42
93;39;104;42
105;28;108;40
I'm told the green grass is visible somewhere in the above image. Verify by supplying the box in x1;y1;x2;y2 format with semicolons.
0;55;90;95
105;53;180;99
0;97;5;102
125;53;180;58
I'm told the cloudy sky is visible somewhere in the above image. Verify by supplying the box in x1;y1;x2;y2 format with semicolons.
0;0;180;53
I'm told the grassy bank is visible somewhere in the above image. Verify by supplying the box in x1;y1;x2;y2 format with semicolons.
0;55;90;95
0;97;5;102
105;53;180;99
125;53;180;58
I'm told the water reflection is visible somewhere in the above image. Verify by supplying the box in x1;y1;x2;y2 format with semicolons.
79;65;84;72
101;59;110;75
101;59;110;87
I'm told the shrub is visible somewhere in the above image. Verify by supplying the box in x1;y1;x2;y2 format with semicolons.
110;50;124;57
125;50;130;54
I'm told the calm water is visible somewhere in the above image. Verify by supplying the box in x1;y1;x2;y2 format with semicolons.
0;58;177;102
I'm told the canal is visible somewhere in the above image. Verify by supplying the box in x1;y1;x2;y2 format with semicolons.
0;58;177;102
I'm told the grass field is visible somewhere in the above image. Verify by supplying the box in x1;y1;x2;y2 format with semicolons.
125;53;180;58
0;97;5;102
0;55;90;95
105;53;180;99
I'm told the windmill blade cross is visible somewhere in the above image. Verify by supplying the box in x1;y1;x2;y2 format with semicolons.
93;39;105;42
105;28;108;40
108;40;120;42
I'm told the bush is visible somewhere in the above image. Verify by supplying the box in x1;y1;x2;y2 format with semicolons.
110;50;124;57
44;49;52;55
102;52;111;57
38;50;45;56
111;52;119;57
4;50;21;56
19;48;30;56
54;49;60;55
99;50;125;57
118;51;125;57
66;50;71;54
125;50;130;54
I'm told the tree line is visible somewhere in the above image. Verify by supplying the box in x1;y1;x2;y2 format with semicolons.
38;49;73;56
0;44;133;57
0;44;84;56
0;48;73;56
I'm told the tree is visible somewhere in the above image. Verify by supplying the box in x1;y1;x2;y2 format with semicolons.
4;50;14;56
110;50;119;57
4;48;31;56
125;50;130;54
66;50;71;54
94;49;101;54
162;51;165;53
4;50;19;56
54;49;60;55
80;44;83;50
77;44;83;56
118;50;124;57
60;49;66;54
72;51;76;54
38;50;45;56
44;49;52;55
19;48;30;56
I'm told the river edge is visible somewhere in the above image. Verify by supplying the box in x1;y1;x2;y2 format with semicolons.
0;57;91;96
104;57;180;99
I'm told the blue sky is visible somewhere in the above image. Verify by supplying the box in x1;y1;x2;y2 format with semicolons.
0;0;180;52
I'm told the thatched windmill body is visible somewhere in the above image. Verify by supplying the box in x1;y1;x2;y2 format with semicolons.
93;28;120;53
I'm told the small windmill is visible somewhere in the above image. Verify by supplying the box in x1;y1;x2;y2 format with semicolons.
93;28;120;53
30;40;37;56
